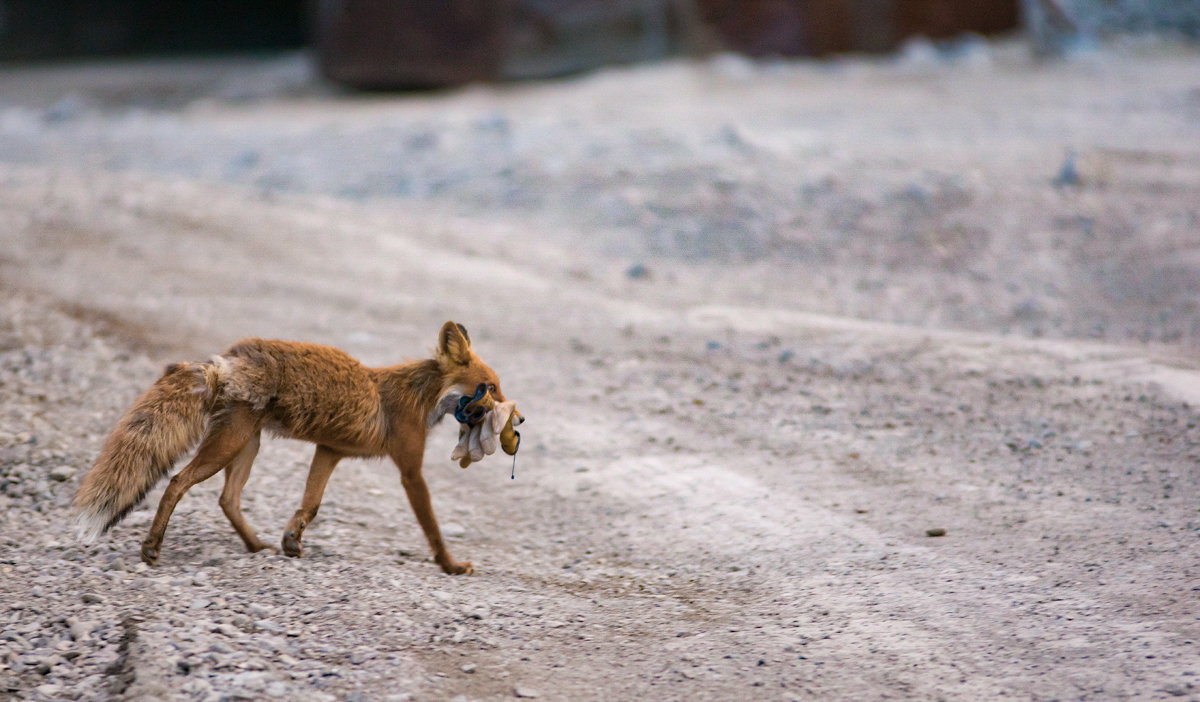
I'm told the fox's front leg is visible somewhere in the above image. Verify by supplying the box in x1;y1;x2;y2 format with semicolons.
391;443;472;575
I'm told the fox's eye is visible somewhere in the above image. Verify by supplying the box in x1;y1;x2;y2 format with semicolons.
487;384;496;393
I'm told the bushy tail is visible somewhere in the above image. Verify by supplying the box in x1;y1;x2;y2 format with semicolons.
72;361;222;541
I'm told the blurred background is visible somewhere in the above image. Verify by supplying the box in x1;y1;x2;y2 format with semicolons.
0;0;1197;82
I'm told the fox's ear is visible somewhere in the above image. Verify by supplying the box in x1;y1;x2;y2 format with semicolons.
437;321;472;366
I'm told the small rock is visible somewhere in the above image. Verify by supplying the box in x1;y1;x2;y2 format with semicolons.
230;672;268;692
67;618;97;641
36;655;63;675
717;124;751;150
231;150;261;170
1053;150;1082;188
896;36;940;68
514;687;540;698
778;349;795;364
255;620;286;633
441;522;466;538
43;95;86;123
710;53;758;81
182;678;213;696
48;466;75;482
473;112;511;134
625;263;650;280
926;527;947;537
461;663;476;674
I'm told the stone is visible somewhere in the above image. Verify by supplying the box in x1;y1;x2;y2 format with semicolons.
48;466;75;482
266;681;290;697
67;618;97;641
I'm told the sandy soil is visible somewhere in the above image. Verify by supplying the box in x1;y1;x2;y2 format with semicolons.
1;42;1199;701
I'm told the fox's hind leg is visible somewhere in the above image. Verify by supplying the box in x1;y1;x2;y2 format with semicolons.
281;445;343;558
141;405;262;565
219;430;275;554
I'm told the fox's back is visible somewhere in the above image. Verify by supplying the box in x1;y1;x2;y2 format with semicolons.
221;339;388;452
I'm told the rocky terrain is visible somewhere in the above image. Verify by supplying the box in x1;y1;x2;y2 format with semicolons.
1;40;1199;700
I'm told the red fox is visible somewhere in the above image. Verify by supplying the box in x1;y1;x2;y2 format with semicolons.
72;322;520;575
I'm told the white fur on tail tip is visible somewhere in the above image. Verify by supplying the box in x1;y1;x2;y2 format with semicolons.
73;509;109;544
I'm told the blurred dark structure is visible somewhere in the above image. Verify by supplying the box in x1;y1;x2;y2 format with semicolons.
0;0;306;61
313;0;687;87
0;0;1019;70
695;0;1019;56
313;0;1020;86
1023;0;1200;55
1;0;1196;84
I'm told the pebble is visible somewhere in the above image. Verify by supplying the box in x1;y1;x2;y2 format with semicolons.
48;466;75;482
266;681;290;697
514;687;541;698
461;663;477;674
1053;150;1082;188
67;618;97;641
926;527;947;537
441;522;467;538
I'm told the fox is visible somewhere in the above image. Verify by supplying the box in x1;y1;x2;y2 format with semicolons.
71;321;520;575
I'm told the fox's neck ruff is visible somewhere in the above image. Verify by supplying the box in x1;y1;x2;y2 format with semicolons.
379;359;448;423
428;389;466;427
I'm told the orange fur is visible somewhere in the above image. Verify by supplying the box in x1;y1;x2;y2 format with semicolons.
71;322;517;575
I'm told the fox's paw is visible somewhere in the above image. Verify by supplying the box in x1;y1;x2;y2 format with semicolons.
440;560;474;576
281;531;303;558
140;543;160;566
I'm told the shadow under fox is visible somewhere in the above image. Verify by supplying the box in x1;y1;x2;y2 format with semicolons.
72;321;519;575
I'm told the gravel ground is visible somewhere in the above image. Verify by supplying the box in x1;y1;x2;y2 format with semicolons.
1;40;1199;701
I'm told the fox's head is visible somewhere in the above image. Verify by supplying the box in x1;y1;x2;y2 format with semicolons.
432;321;523;427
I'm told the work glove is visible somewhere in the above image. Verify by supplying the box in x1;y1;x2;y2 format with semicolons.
451;400;519;468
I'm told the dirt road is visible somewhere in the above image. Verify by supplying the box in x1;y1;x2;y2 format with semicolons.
1;43;1199;700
